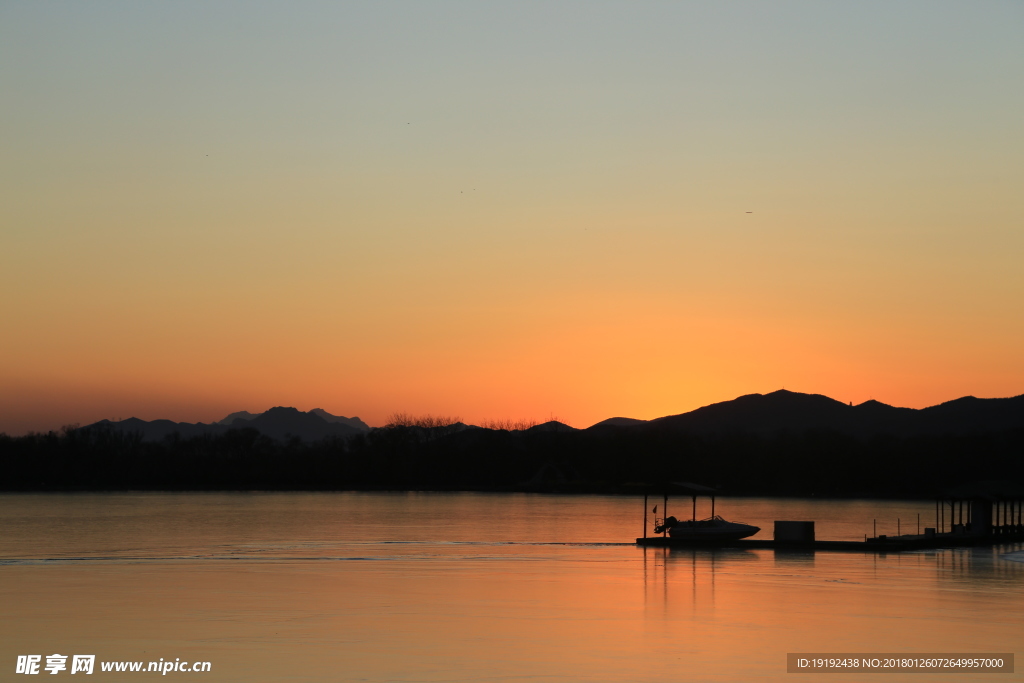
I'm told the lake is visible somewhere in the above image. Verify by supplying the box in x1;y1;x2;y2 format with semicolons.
1;492;1021;681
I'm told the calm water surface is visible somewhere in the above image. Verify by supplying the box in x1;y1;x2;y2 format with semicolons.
1;493;1021;682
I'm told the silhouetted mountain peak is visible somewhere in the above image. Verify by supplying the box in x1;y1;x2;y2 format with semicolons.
215;407;370;433
92;406;361;443
649;389;1024;436
929;395;981;410
762;389;847;405
527;421;578;433
261;406;303;418
217;411;259;425
309;409;370;432
587;417;648;429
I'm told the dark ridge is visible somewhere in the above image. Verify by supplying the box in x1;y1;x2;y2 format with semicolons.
526;421;578;433
92;407;361;443
216;411;259;425
588;417;648;429
245;407;361;442
308;409;370;432
646;389;1024;437
4;389;1020;497
651;389;850;433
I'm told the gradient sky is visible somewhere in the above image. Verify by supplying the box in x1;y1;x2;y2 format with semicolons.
2;1;1023;434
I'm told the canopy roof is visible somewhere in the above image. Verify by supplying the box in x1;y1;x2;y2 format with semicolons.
623;481;719;494
942;479;1024;500
669;481;719;494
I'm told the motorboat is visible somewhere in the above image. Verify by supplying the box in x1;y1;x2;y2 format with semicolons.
635;481;762;545
654;514;760;541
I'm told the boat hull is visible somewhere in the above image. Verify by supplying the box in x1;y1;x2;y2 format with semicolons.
666;519;760;542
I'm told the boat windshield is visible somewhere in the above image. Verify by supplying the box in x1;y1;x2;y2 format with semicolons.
674;515;729;527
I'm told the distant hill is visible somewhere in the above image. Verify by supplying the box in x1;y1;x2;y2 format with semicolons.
243;407;363;441
81;389;1024;446
644;389;1024;436
89;417;222;441
526;421;578;433
11;388;1024;495
217;408;368;432
308;409;370;432
216;411;260;425
91;407;364;443
587;417;649;429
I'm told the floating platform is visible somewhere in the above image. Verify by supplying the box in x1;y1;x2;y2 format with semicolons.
636;529;1024;552
633;482;1024;553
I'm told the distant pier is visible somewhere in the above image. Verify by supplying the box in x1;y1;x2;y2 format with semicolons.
636;480;1024;553
635;529;1024;552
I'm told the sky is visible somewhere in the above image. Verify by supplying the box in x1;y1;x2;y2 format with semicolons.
2;1;1023;434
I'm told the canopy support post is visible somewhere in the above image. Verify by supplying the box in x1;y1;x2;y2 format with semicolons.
663;494;668;537
643;494;648;540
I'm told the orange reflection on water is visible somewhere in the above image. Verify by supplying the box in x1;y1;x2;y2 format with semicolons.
0;493;1021;682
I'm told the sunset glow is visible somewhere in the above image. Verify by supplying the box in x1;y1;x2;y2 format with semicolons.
3;2;1023;434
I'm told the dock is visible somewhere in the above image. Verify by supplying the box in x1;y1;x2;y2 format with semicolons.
636;529;1024;552
635;480;1024;553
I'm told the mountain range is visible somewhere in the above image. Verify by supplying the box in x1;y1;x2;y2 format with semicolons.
599;389;1024;437
89;389;1024;444
93;407;369;443
217;408;369;432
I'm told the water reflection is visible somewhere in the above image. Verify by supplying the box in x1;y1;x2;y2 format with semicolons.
2;493;1023;683
930;543;1024;583
772;549;816;567
642;546;762;616
640;541;1024;624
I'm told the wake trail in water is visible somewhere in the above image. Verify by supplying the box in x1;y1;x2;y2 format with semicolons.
0;540;635;565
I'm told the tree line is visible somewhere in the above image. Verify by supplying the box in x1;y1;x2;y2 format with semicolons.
1;422;1021;497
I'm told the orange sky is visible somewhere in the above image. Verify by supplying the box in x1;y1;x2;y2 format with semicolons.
2;3;1023;434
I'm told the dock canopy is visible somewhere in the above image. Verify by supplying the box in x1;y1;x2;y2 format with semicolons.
669;481;719;495
622;481;720;494
941;480;1024;501
936;480;1024;536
